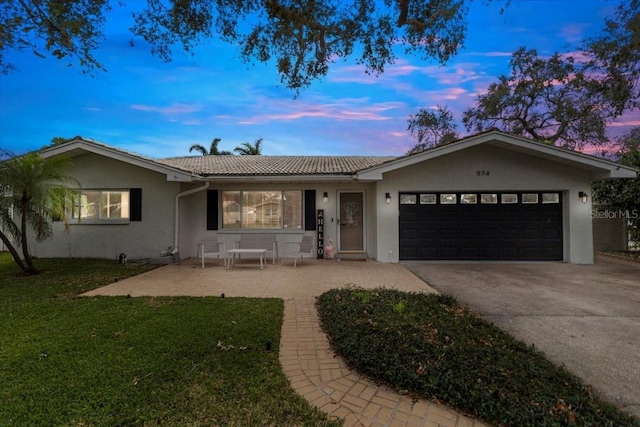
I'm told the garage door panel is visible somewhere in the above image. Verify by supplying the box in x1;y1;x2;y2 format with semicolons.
460;210;479;221
419;229;438;240
460;227;480;239
500;211;520;221
482;227;500;239
521;228;541;239
400;247;418;259
419;247;439;258
441;246;460;258
543;229;562;239
502;227;520;239
399;191;562;261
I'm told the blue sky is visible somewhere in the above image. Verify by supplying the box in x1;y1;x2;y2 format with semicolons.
0;1;634;157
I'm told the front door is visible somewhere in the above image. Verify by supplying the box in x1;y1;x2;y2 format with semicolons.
338;192;364;251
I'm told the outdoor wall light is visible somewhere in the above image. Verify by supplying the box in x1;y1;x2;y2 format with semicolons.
578;191;589;204
323;192;329;203
385;192;392;205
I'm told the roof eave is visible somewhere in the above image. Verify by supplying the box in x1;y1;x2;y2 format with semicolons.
197;174;357;183
356;131;638;181
40;138;195;182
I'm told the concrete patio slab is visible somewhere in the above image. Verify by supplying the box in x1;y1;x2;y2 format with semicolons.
83;258;431;299
85;258;488;427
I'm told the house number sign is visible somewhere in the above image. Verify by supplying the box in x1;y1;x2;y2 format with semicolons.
317;209;324;259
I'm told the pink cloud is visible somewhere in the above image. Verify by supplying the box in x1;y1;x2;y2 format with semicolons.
130;103;202;115
560;23;588;44
239;98;404;124
468;51;513;58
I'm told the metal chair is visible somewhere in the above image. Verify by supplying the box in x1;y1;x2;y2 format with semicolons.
198;240;227;268
282;235;316;267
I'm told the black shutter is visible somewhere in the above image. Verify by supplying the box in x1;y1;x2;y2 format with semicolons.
206;190;219;230
304;190;316;230
130;188;142;221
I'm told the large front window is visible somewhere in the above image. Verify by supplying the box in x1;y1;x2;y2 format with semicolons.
72;190;130;220
222;190;302;229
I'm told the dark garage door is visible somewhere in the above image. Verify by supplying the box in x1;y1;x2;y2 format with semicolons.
399;192;563;261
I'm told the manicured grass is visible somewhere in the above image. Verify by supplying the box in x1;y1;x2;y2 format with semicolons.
317;287;640;427
0;254;340;426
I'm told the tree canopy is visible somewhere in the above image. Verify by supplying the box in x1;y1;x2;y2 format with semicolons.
584;0;640;115
406;105;458;154
406;1;639;153
462;48;610;151
1;0;489;91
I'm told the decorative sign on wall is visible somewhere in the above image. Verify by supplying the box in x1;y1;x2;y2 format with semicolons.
317;209;324;259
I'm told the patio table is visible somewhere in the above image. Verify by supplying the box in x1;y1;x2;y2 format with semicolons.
227;248;267;270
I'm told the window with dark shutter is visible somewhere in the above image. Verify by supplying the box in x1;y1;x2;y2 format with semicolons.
304;190;316;230
130;188;142;221
206;190;219;230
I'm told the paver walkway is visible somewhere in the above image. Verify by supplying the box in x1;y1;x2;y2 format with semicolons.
85;259;488;427
281;299;486;427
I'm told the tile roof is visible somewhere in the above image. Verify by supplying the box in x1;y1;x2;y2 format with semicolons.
157;155;396;176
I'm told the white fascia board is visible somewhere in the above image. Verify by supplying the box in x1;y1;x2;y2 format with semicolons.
493;138;638;179
357;131;638;180
40;139;195;182
200;174;357;184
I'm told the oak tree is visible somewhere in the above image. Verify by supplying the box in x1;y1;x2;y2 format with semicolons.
1;0;486;91
584;0;640;115
462;48;609;150
406;105;458;154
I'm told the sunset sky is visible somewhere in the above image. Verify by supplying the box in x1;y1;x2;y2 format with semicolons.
1;1;636;158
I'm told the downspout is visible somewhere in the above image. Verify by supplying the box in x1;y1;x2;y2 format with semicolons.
174;181;210;255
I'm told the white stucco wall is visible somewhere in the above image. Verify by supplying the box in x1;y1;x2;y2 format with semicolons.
373;145;595;264
29;153;180;260
178;182;376;260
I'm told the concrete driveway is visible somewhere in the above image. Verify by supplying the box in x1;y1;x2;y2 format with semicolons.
404;256;640;418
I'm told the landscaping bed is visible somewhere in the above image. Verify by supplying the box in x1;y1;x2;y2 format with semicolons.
597;250;640;263
0;255;339;426
317;287;640;427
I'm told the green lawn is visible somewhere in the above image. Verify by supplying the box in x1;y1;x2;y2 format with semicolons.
0;254;340;426
317;287;640;427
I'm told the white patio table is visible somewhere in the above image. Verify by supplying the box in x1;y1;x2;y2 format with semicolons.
226;248;267;270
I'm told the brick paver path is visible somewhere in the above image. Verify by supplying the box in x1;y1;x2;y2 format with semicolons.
280;300;488;427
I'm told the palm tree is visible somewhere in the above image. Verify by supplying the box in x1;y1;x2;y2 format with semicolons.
0;151;77;274
189;138;232;155
234;138;263;155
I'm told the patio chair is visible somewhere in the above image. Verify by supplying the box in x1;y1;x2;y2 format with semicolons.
198;240;227;269
281;235;316;267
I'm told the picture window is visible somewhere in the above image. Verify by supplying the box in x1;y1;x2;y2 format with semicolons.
222;190;302;229
72;190;130;220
